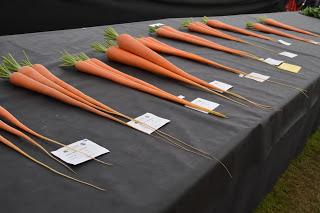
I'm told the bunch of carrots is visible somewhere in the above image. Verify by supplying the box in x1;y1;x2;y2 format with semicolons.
147;24;301;72
136;36;307;96
0;54;233;178
246;17;320;45
181;18;277;53
96;27;271;110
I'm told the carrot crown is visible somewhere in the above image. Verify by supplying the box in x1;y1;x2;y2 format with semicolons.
201;16;209;24
90;41;116;53
181;18;193;28
246;22;254;29
2;54;21;71
104;26;119;42
60;52;82;67
257;16;267;23
149;25;164;33
20;51;33;67
0;63;12;78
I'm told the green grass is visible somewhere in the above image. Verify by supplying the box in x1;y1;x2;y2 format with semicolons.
255;129;320;213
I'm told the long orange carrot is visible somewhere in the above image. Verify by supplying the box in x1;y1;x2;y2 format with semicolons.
0;134;105;191
137;37;307;96
202;16;276;41
258;17;320;38
182;19;246;43
246;22;318;45
62;52;226;117
0;120;75;173
104;28;270;109
138;37;246;75
149;25;255;58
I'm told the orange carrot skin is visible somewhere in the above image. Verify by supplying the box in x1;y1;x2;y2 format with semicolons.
106;46;213;90
0;120;48;152
138;37;246;75
89;58;161;91
74;59;213;112
188;22;245;43
116;33;224;92
9;72;126;124
262;18;320;37
251;23;311;42
32;64;117;114
0;106;57;143
18;66;104;110
206;19;275;41
155;26;250;57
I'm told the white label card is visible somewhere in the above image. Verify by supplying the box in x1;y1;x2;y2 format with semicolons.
149;23;164;28
177;95;185;99
264;58;283;66
244;72;270;82
187;98;219;114
51;139;109;165
209;80;233;92
310;40;320;45
278;39;292;46
279;51;298;58
127;113;170;135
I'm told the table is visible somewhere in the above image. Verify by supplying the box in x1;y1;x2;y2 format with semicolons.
0;12;319;213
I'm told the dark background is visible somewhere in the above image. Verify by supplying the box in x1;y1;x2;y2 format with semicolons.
2;0;287;36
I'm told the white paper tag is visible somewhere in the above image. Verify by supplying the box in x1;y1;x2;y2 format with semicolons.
177;95;185;99
186;98;219;114
310;40;320;45
244;72;270;82
51;139;109;165
149;23;164;28
209;80;233;92
239;74;245;78
279;51;298;58
127;113;170;134
264;58;283;66
278;39;292;46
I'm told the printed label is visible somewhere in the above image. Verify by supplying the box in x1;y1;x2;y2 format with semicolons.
127;113;170;134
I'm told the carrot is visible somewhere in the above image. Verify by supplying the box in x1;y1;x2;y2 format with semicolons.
257;17;320;38
138;37;246;75
246;22;316;44
2;55;219;162
0;105;111;166
202;16;276;41
137;37;307;97
104;28;270;109
62;52;226;118
0;134;105;191
0;120;75;173
149;25;255;58
182;19;246;43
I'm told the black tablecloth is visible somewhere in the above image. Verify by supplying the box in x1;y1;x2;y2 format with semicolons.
0;12;319;213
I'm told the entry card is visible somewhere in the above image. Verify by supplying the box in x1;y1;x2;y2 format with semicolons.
279;51;298;58
210;80;233;92
243;72;270;82
51;139;109;165
127;113;170;134
187;98;220;114
278;39;292;46
277;63;301;73
149;23;164;28
263;58;283;66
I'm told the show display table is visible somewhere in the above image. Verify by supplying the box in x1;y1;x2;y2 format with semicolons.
0;12;319;213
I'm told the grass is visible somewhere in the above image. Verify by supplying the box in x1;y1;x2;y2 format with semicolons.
255;129;320;213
